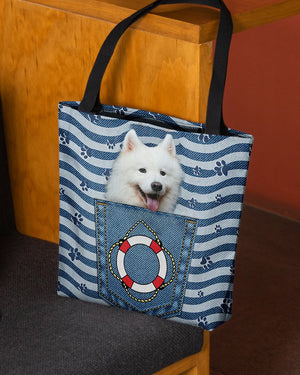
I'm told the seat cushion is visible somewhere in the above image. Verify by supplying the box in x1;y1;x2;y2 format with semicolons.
0;233;203;375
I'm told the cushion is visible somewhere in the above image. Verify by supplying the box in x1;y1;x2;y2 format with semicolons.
0;233;203;375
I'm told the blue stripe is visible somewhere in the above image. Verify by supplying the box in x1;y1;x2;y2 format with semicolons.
177;194;243;211
60;177;95;206
196;210;241;227
183;290;232;305
189;259;235;273
59;161;106;192
185;274;234;289
58;270;101;300
59;145;111;175
59;239;98;268
60;125;251;164
57;281;77;299
182;161;250;178
181;305;228;319
190;242;237;258
176;142;251;162
59;223;96;253
182;177;247;194
59;205;96;234
59;254;98;284
60;110;127;133
194;227;239;244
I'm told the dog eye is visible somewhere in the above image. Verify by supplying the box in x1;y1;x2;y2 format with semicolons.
160;170;166;176
139;168;147;173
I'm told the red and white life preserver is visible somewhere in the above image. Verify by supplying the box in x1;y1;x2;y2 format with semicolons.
117;235;167;293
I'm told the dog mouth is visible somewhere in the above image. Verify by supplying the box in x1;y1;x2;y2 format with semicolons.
137;186;160;212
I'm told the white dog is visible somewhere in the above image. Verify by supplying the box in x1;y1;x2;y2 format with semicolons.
106;129;183;213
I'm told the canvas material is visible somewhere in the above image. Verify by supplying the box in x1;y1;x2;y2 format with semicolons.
58;101;253;330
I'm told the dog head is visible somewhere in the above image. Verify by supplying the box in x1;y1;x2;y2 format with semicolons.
117;129;183;212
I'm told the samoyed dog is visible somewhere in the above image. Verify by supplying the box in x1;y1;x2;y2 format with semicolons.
106;129;183;213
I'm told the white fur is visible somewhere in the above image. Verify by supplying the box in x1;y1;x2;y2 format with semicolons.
106;129;183;213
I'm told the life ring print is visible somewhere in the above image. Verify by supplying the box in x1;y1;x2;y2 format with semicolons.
117;235;167;293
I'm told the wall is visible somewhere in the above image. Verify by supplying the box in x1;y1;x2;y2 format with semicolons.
223;14;300;220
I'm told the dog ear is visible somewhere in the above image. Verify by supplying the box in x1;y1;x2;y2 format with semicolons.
160;134;176;157
122;129;141;152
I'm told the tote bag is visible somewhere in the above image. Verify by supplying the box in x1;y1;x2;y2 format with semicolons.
58;0;253;331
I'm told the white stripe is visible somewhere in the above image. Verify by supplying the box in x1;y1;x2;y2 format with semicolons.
59;239;97;262
117;251;126;278
157;251;167;279
178;151;251;168
60;145;114;170
60;108;130;135
60;260;97;280
181;296;229;313
187;267;232;283
132;282;156;293
60;173;106;204
190;251;235;267
184;282;233;298
128;235;152;247
60;216;96;246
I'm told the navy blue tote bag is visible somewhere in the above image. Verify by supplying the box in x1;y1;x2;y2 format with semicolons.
58;0;253;330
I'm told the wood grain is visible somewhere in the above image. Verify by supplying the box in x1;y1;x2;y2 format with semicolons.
1;0;299;241
0;0;210;241
26;0;300;43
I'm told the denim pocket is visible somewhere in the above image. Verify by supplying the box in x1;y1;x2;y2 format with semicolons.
95;200;198;318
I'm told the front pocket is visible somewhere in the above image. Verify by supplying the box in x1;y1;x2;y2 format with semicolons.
95;200;198;318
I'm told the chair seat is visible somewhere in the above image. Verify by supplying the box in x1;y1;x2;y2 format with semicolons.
0;233;203;375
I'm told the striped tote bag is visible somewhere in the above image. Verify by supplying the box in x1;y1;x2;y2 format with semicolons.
58;0;253;330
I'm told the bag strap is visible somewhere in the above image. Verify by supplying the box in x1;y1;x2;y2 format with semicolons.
78;0;233;135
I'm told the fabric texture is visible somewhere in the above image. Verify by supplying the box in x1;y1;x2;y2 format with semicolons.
0;233;203;375
58;0;253;330
58;103;253;330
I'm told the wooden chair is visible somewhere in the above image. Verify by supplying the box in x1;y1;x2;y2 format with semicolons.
1;1;298;374
1;0;297;243
154;331;210;374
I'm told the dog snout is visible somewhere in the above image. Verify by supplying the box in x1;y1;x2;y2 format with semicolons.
151;182;162;192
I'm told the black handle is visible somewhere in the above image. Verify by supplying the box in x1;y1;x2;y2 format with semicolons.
78;0;233;135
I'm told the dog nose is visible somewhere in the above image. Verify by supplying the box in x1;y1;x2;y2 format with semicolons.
151;182;162;192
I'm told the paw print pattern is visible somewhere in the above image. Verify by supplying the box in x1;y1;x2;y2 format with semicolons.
215;194;222;204
113;106;127;116
214;160;229;176
87;114;101;124
68;247;81;261
193;166;201;176
249;144;253;156
78;283;87;294
188;198;197;209
198;290;204;298
200;256;213;270
102;169;111;181
198;134;211;143
81;145;92;159
221;298;232;314
106;139;116;150
80;181;88;192
59;131;70;145
197;316;208;328
71;212;83;226
230;264;235;275
148;112;157;119
215;225;222;234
